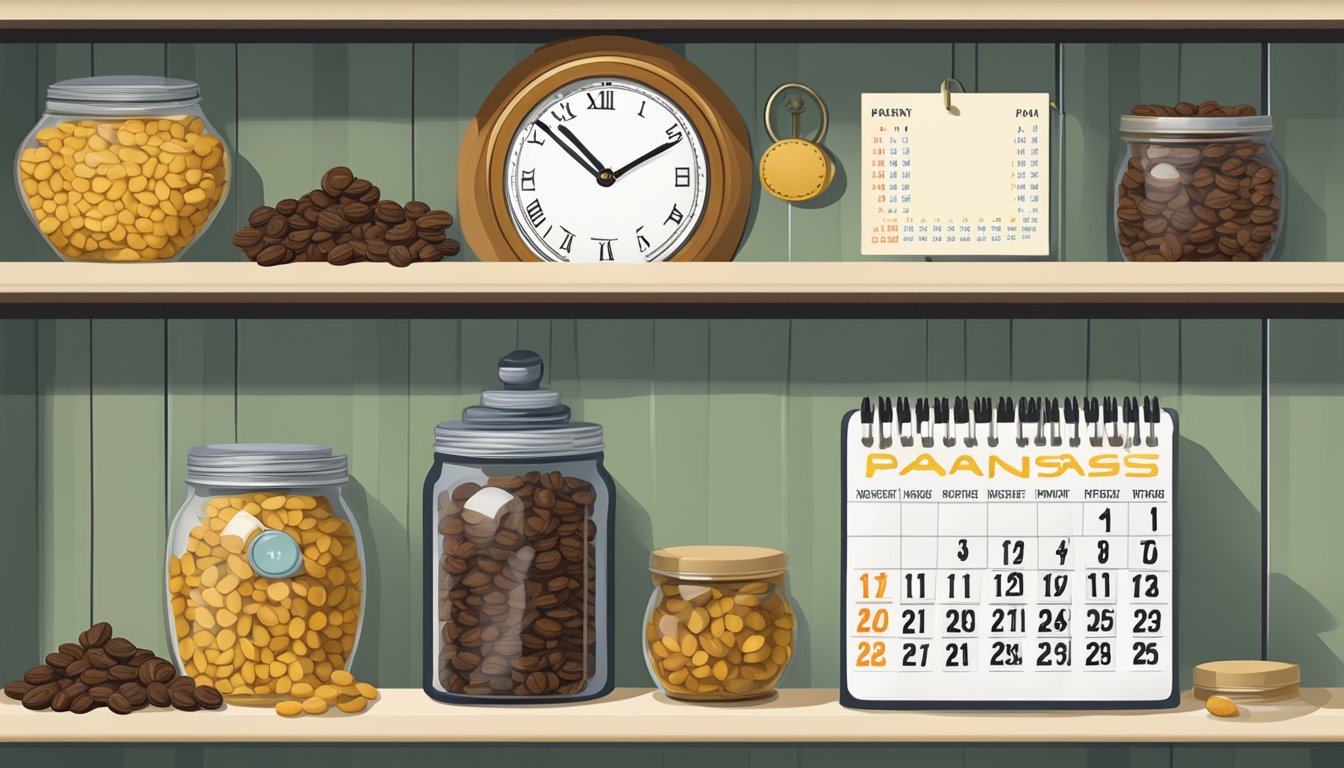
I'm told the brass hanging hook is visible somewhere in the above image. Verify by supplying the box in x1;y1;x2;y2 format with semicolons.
940;77;966;115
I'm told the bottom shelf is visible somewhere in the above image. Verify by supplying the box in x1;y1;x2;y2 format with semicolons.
2;688;1343;743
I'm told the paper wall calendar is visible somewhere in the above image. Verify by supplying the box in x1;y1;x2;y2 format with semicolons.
840;395;1177;709
861;92;1050;257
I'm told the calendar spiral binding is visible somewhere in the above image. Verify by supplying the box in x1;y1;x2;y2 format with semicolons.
856;395;1164;451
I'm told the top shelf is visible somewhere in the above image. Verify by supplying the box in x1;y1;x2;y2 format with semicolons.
4;0;1344;29
2;262;1344;318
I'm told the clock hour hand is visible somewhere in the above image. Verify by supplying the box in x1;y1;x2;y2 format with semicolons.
557;123;609;178
533;120;602;181
612;137;683;179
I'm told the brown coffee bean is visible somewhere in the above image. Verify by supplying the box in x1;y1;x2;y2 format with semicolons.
108;692;134;715
50;690;73;712
80;622;112;649
416;210;453;230
80;668;110;685
343;201;373;223
117;682;147;706
102;640;135;664
24;665;56;685
385;220;417;244
388;244;414;267
194;685;224;710
86;648;115;669
256;244;291;267
322;166;355;195
327;242;356;265
4;680;33;700
88;684;115;704
22;683;56;710
168;675;196;691
108;664;139;682
146;681;171;707
69;694;96;714
44;652;74;670
316;209;346;232
169;686;200;711
274;198;298;216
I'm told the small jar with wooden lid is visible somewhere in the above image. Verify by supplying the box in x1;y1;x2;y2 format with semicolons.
644;546;795;702
1193;660;1300;703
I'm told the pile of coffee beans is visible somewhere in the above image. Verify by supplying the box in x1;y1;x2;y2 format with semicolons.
232;167;460;267
438;472;598;697
3;622;223;714
1131;101;1257;118
1118;102;1280;261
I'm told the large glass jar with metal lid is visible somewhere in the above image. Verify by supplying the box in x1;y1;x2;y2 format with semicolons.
16;75;230;262
1115;111;1282;261
166;444;365;705
424;349;614;704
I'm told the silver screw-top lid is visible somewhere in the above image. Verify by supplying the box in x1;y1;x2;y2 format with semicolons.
47;76;202;104
434;350;604;459
1119;114;1273;137
186;444;349;488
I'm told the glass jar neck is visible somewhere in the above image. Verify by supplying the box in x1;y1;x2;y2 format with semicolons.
45;97;203;117
652;571;785;584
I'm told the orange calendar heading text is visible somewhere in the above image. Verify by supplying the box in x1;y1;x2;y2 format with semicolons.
864;452;1160;480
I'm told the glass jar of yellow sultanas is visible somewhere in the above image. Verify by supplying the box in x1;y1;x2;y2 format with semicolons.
644;547;794;702
16;76;229;262
167;445;364;706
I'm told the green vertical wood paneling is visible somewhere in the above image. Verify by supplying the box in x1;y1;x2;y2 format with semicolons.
1;44;42;261
37;319;92;651
166;319;238;512
90;320;169;657
1268;320;1344;684
1270;44;1344;263
0;320;38;672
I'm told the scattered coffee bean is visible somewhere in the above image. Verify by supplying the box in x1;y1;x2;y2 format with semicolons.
4;622;227;715
438;472;598;697
21;684;56;710
3;680;32;700
234;168;460;267
79;622;112;649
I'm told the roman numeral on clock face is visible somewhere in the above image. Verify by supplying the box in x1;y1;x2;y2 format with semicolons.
520;169;536;192
593;238;615;261
586;90;615;110
525;199;546;228
675;167;691;187
558;227;574;254
665;204;685;226
636;226;650;253
550;102;576;122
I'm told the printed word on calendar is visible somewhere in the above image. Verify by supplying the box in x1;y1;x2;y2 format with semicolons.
860;92;1050;257
840;395;1177;709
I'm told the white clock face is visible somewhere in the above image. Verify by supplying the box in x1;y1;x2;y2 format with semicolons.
504;77;709;263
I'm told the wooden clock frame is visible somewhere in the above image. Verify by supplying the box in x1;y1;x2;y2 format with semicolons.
458;36;753;263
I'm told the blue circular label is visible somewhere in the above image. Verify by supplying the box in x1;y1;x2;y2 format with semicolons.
249;530;302;579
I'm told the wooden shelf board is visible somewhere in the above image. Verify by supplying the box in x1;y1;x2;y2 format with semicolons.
0;262;1342;307
2;1;1343;28
1;688;1342;743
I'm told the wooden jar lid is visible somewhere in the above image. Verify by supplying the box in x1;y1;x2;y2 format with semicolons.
1192;660;1300;701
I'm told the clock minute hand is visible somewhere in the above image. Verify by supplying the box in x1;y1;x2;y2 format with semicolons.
612;138;682;179
534;120;601;180
557;123;609;176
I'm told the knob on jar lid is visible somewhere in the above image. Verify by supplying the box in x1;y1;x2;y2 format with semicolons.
650;546;788;580
1192;660;1300;701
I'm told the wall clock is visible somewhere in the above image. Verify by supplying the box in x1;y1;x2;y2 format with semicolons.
459;36;752;263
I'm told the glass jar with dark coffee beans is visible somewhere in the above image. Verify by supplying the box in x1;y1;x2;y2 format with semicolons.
1115;103;1284;261
423;349;613;704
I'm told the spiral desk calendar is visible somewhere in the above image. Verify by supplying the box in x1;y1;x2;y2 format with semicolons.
840;396;1178;709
